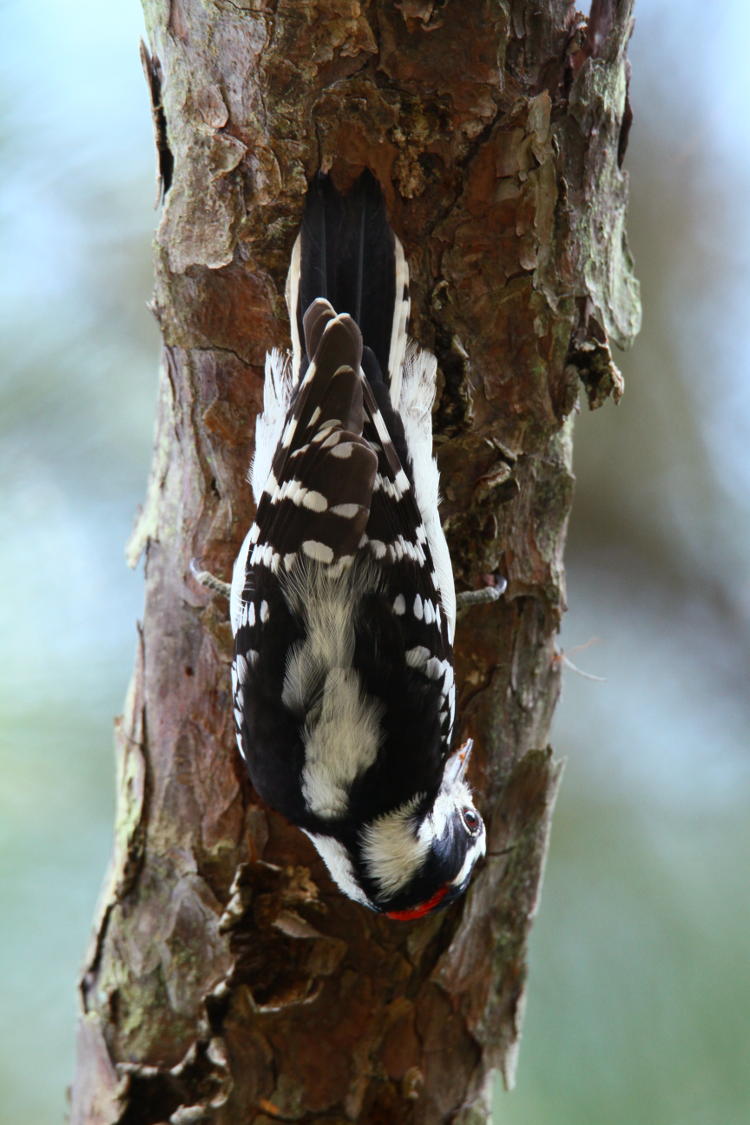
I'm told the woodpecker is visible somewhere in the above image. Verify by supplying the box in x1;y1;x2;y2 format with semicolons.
229;173;487;919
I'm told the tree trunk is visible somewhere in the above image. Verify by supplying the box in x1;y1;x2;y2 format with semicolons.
71;1;639;1122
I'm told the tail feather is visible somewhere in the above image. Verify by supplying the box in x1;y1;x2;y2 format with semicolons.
287;172;410;400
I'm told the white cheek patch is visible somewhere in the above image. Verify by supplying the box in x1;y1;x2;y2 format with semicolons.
360;796;428;896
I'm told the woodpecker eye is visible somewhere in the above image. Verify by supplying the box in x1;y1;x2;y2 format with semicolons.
461;807;481;836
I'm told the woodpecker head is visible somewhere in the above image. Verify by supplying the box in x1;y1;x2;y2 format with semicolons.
346;739;485;919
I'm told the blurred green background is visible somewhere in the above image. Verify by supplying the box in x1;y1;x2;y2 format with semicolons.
1;2;748;1122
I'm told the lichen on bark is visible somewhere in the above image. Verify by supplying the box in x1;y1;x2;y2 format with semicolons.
72;2;640;1122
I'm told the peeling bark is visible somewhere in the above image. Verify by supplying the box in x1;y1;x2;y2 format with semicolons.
72;2;639;1122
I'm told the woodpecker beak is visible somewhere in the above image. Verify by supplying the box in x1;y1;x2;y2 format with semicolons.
444;738;474;785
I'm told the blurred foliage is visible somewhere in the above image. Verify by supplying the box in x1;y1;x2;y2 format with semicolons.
0;1;747;1123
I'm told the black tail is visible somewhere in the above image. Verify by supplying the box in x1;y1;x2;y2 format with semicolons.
293;172;400;381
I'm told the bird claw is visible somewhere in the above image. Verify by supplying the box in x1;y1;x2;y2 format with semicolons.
456;578;507;613
189;557;231;600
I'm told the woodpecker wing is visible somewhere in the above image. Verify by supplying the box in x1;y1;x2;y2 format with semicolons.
356;353;456;759
241;307;378;576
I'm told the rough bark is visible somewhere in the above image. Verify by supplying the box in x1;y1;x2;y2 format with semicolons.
71;1;639;1122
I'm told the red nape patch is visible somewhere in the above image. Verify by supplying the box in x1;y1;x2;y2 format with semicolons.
385;884;449;921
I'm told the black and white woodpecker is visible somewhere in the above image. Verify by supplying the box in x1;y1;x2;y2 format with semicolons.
218;172;494;920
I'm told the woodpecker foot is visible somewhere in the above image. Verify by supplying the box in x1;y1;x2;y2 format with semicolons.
456;578;507;614
190;558;231;600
